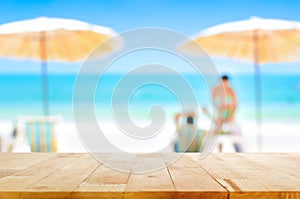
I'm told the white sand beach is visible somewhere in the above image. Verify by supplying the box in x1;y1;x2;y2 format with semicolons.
1;120;299;153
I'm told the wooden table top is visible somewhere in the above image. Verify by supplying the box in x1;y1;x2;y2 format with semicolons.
0;153;299;199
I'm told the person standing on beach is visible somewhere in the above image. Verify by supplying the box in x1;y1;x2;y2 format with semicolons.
211;75;243;152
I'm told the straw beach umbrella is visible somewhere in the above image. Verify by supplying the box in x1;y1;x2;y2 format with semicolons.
0;17;121;115
180;17;300;151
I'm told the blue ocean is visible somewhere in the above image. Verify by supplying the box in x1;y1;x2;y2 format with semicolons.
0;74;299;122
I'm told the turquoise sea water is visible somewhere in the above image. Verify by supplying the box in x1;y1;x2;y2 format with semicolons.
0;74;299;122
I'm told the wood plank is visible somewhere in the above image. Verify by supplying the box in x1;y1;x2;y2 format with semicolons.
18;191;71;199
228;191;300;199
0;154;72;190
0;154;99;199
0;154;75;198
0;153;48;179
132;153;165;173
239;153;300;179
165;153;201;168
0;153;299;199
125;154;175;199
166;154;228;199
168;166;228;199
193;153;300;199
0;169;20;179
125;171;175;199
22;154;99;199
72;164;130;199
98;153;135;173
0;153;55;170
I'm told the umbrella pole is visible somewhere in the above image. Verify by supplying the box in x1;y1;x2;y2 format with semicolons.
41;61;49;116
253;29;262;151
254;63;262;151
40;31;49;115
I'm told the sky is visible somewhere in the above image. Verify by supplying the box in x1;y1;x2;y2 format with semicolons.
0;0;300;74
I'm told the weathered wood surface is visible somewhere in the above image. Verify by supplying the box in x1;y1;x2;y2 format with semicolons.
0;153;299;199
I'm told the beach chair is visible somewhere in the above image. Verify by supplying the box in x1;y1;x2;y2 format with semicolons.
16;115;62;152
173;111;205;152
174;125;206;152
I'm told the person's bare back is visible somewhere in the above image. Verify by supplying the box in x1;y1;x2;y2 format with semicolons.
212;75;237;123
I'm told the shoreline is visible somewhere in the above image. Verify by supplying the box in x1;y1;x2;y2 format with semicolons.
0;119;299;153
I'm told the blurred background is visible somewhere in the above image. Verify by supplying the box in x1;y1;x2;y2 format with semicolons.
0;0;299;153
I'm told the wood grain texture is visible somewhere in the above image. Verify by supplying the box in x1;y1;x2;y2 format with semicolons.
239;153;300;179
0;154;70;190
191;153;300;199
0;153;298;199
167;153;227;199
125;154;175;199
72;164;130;199
0;153;55;170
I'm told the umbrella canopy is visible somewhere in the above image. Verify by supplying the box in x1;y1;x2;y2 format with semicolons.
0;17;121;115
180;17;300;151
181;17;300;64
